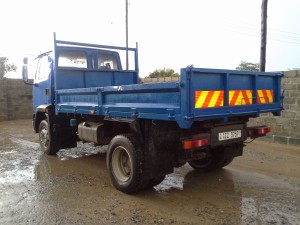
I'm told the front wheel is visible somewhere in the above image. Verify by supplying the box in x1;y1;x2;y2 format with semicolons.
107;134;148;194
38;120;60;155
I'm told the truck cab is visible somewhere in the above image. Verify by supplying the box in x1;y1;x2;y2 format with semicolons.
31;46;132;113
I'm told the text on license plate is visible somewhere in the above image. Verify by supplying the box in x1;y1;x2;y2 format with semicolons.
218;130;241;141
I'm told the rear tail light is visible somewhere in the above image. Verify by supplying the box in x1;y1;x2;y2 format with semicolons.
247;130;254;136
247;126;271;137
256;127;271;135
183;139;208;150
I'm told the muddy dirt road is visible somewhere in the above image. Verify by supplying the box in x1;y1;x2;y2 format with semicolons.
0;119;299;225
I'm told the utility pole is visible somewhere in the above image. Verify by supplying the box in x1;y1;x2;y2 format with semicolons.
260;0;268;72
126;0;129;70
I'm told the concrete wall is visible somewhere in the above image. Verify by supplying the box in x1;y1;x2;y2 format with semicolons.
0;78;32;122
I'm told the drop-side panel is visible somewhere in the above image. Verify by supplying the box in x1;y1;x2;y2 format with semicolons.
56;82;181;121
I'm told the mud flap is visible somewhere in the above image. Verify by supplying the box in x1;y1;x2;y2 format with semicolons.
143;121;180;179
54;124;77;149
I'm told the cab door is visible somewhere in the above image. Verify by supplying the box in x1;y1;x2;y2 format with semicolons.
33;54;53;111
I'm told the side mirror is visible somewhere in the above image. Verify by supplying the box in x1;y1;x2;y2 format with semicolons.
22;57;33;85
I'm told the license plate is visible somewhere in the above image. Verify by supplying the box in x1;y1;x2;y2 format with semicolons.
218;130;241;141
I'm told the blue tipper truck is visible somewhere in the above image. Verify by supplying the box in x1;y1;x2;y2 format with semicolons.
22;34;283;193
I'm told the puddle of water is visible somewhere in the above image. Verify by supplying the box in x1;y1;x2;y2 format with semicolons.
0;139;105;185
0;165;36;184
0;150;16;155
154;174;184;192
240;196;299;225
0;138;40;184
155;166;192;192
57;142;107;159
9;137;39;149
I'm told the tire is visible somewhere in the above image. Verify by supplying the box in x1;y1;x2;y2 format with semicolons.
38;120;60;155
188;157;214;171
188;147;235;172
107;134;148;194
148;174;166;188
221;156;234;167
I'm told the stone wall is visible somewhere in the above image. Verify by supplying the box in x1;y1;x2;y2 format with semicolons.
0;78;32;122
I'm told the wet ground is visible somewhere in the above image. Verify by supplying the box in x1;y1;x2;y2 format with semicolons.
0;119;299;225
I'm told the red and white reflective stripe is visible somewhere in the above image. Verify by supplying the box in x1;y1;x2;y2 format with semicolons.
183;139;208;150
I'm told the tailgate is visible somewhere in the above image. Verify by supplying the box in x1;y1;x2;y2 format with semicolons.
178;67;283;128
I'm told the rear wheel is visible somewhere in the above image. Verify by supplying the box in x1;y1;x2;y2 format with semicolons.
188;157;214;171
107;134;148;194
188;147;235;172
147;174;166;187
38;120;60;155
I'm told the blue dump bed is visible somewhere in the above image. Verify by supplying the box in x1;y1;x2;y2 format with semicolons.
56;67;283;128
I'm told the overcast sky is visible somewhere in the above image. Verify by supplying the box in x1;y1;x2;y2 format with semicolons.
1;0;300;78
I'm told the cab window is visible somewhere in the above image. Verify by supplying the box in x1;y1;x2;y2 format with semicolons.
98;54;118;70
58;51;87;68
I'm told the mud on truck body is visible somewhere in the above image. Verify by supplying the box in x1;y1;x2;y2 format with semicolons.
22;34;283;193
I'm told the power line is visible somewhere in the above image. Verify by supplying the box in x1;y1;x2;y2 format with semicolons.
227;29;300;45
226;19;300;37
223;20;300;45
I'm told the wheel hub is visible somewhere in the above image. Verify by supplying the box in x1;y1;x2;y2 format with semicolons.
39;127;49;149
111;146;132;183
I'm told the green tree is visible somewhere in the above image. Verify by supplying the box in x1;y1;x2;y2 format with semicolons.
236;61;259;71
0;57;17;78
147;68;179;78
